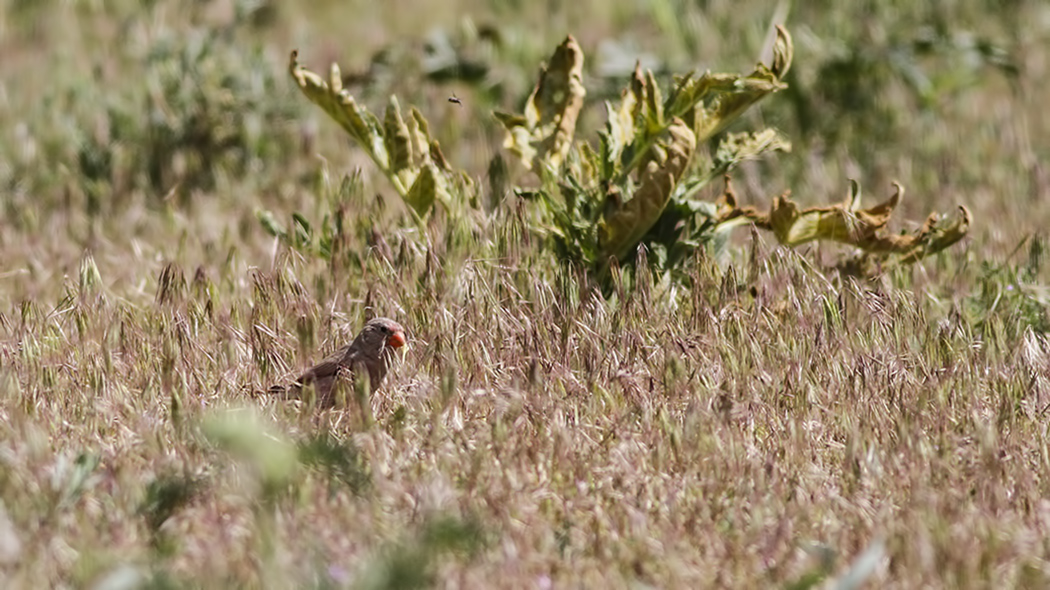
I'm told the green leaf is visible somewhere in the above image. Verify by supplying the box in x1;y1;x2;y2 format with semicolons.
291;212;312;247
256;209;287;239
203;409;298;497
56;452;100;509
384;96;413;177
405;163;446;219
297;433;371;495
141;472;203;534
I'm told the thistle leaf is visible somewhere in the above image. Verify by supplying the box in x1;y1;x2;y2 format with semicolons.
600;64;646;180
612;64;643;146
643;69;664;134
289;51;471;220
718;178;971;270
405;163;447;219
614;29;791;185
384;96;413;176
690;69;786;141
410;108;435;165
770;24;794;79
494;112;538;165
598;118;696;262
289;51;390;172
772;183;898;247
494;36;586;171
670;129;790;205
669;26;793;142
712;128;792;174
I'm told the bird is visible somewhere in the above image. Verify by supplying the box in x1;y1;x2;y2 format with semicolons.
270;317;406;408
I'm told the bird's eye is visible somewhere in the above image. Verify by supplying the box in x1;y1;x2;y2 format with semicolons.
379;325;390;334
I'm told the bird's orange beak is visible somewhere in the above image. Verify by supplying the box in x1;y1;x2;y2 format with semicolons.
387;330;406;348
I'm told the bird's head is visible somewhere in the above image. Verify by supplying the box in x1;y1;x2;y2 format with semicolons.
355;317;407;357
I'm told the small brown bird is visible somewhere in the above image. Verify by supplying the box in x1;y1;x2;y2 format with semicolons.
271;317;406;407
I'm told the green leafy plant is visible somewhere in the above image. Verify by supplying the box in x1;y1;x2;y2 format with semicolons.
289;51;474;223
140;471;205;554
966;235;1050;335
14;6;303;221
296;432;371;496
494;27;969;281
489;31;796;279
256;172;360;263
357;513;487;590
289;27;969;282
202;409;299;502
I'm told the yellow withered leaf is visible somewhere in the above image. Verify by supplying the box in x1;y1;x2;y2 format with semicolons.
604;63;645;166
643;69;664;133
428;140;451;171
673;26;793;142
598;119;696;262
493;112;536;163
289;51;390;172
769;24;793;79
289;51;468;220
494;36;586;171
717;177;971;269
713;129;792;171
409;108;434;164
769;182;900;247
691;70;786;142
894;206;971;263
383;96;413;177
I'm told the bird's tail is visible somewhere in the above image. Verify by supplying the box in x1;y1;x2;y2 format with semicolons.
263;383;301;399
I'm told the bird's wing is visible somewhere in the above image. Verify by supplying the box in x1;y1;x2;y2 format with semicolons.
343;347;387;391
295;345;352;385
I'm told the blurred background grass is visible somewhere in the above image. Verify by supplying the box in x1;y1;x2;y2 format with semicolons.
1;0;1045;299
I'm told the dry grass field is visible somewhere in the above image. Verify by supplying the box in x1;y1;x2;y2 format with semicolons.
1;0;1049;588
